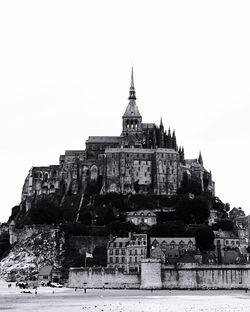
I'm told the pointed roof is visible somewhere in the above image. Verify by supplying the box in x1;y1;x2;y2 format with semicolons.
198;151;203;165
160;117;163;128
123;67;141;117
129;66;136;100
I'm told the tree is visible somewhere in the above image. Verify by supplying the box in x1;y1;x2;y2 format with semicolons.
176;197;209;224
178;174;202;196
26;197;62;224
107;221;136;236
212;219;234;231
149;221;185;237
185;225;215;251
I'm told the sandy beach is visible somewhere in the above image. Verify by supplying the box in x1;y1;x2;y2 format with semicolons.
1;281;250;312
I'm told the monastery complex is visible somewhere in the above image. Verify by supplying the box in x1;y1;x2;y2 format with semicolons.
22;68;214;205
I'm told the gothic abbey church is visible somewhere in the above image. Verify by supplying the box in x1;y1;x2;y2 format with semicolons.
22;68;214;206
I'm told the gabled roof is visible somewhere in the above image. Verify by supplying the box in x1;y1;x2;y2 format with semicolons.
150;237;196;245
127;210;156;217
38;265;53;276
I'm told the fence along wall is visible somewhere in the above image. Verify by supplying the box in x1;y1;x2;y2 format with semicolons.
68;267;140;289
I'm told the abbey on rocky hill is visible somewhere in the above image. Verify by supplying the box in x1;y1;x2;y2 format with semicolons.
22;68;214;208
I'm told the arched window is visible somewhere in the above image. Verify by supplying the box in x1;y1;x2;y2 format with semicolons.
170;241;176;249
44;172;49;182
90;165;98;181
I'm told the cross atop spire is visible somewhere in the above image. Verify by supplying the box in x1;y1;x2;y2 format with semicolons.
129;66;136;100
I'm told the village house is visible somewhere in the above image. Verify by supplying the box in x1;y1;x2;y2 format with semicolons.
213;229;247;264
150;237;196;264
38;265;53;285
126;210;157;227
38;265;63;285
107;233;147;272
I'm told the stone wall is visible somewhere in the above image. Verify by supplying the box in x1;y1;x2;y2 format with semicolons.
162;263;250;289
68;267;140;289
68;261;250;290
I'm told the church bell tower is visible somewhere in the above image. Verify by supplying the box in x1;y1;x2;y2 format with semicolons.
121;67;143;142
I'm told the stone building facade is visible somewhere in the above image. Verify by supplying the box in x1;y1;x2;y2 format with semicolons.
107;233;147;272
150;237;196;264
21;68;214;207
126;210;157;227
213;229;248;264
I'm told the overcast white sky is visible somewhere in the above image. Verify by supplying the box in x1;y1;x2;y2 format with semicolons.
0;0;250;222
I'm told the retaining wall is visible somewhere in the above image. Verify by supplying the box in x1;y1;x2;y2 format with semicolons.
161;264;250;289
69;261;250;290
68;267;140;289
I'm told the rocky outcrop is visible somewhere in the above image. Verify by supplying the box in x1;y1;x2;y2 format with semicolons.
0;227;65;281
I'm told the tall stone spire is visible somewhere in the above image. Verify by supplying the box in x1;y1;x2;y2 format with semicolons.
198;151;203;165
160;117;163;128
122;66;142;141
128;66;136;100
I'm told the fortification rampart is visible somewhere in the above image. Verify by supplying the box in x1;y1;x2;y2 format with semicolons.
69;261;250;290
161;263;250;289
68;267;140;289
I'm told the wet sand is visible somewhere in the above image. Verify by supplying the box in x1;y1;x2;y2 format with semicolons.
1;282;250;312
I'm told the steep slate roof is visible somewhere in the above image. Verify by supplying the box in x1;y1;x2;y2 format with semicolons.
150;237;196;245
123;100;141;117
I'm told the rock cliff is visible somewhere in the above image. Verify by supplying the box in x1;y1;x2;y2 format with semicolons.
0;227;65;281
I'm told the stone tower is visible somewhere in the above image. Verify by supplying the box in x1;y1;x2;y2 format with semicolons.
121;67;143;145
